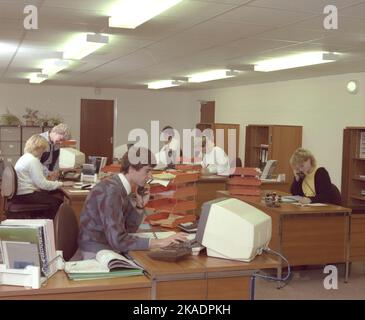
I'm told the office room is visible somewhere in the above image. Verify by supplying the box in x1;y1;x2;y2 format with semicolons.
0;0;365;302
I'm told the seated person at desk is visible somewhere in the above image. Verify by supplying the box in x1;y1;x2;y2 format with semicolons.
77;147;187;259
197;136;230;176
13;135;73;219
155;126;180;167
39;123;70;180
290;148;333;205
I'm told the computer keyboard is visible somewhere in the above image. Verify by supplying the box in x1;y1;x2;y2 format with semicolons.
148;240;201;262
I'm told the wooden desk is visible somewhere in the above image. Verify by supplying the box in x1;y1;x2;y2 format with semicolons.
217;190;352;281
131;251;279;300
61;187;89;223
0;271;151;300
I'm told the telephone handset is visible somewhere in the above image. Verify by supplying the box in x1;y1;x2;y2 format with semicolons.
137;179;153;196
297;171;305;180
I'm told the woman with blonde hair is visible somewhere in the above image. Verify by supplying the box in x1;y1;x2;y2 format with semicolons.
289;148;333;205
13;134;71;219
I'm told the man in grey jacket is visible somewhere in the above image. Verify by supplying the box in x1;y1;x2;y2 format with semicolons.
78;146;187;259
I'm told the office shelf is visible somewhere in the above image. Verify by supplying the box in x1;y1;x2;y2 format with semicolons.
342;127;365;210
244;124;302;184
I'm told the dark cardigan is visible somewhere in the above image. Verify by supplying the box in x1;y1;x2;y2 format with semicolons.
290;167;332;203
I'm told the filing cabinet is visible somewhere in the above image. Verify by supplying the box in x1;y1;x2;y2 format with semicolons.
0;126;50;169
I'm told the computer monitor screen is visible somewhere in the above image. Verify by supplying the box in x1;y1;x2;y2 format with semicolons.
261;160;277;179
59;148;85;169
196;198;272;262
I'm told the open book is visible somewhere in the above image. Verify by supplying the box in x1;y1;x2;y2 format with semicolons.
64;249;144;280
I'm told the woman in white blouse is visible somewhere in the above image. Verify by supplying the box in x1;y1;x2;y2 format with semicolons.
13;134;71;219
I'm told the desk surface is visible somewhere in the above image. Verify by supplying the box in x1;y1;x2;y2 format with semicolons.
217;190;351;215
131;251;279;278
0;271;151;299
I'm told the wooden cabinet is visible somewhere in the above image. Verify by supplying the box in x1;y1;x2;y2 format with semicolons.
341;127;365;211
244;125;302;184
0;126;52;168
196;123;240;156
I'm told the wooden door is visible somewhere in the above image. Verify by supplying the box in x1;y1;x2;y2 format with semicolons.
213;123;240;157
80;99;114;164
270;126;302;183
200;101;215;123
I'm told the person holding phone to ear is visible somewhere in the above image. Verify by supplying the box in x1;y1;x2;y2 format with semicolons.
289;148;333;205
78;147;187;259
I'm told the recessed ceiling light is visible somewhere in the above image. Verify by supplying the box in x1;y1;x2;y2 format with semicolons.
147;80;181;89
188;70;240;83
109;0;183;29
254;52;340;72
63;33;109;60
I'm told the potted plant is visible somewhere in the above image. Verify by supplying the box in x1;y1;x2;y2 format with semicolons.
0;108;22;125
22;108;39;126
48;115;63;126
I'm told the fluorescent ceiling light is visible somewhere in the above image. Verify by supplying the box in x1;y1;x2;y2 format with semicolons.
254;52;340;72
63;33;108;60
188;69;240;83
42;59;69;77
29;73;48;84
147;80;182;89
109;0;183;29
0;42;16;54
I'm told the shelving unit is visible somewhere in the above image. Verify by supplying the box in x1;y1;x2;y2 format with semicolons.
341;127;365;211
244;125;302;185
342;127;365;262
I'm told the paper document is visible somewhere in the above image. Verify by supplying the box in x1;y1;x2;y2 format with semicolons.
152;173;176;180
292;203;328;207
130;231;176;239
68;189;90;193
281;195;302;203
150;179;170;187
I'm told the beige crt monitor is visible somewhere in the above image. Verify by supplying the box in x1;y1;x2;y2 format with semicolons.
59;148;85;169
196;198;272;262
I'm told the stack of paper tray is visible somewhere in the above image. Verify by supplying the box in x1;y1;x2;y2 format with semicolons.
227;167;262;196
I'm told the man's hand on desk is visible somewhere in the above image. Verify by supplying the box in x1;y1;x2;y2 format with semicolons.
149;232;188;249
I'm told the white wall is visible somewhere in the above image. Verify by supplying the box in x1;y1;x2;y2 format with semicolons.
0;84;196;156
190;72;365;188
2;72;364;188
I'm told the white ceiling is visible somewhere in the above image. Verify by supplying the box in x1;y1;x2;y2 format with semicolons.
1;0;365;90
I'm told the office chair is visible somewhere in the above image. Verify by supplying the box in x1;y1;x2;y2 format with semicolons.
330;183;342;206
53;203;79;261
1;165;51;219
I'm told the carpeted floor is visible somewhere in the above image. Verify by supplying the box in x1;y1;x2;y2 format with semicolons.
255;262;365;300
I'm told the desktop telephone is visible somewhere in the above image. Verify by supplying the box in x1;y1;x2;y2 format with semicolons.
60;170;81;181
